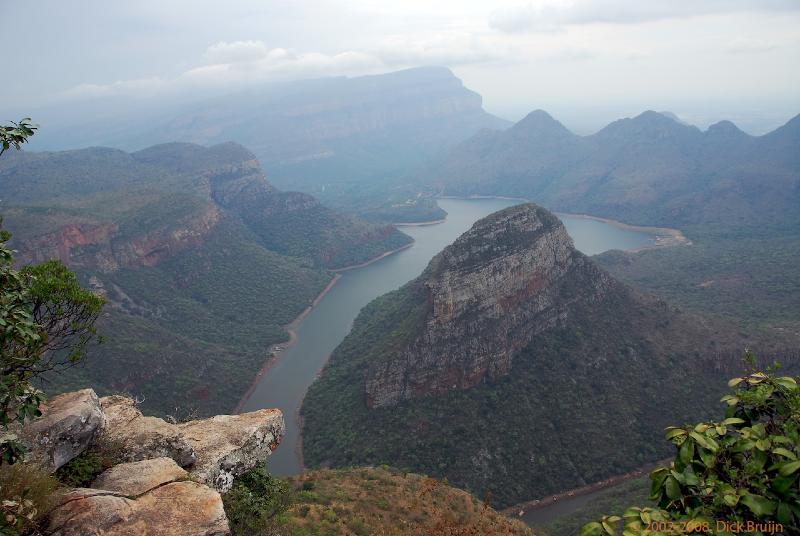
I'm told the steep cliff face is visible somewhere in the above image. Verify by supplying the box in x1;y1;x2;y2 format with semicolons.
15;203;221;272
365;204;613;407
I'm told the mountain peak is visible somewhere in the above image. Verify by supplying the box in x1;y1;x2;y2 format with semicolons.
364;203;610;408
595;110;700;140
511;109;574;137
438;202;566;264
633;110;681;125
706;120;749;139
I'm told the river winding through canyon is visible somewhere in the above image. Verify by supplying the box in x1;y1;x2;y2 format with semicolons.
239;198;661;479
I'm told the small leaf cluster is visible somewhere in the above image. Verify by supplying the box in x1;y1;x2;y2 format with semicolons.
0;119;36;156
583;363;800;535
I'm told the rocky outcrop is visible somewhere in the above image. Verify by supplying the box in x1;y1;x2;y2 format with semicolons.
99;395;196;467
178;409;284;492
16;389;105;471
16;388;285;535
48;481;229;536
97;395;285;492
365;203;613;408
92;457;188;496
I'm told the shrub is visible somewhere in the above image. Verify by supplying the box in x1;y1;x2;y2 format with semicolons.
222;466;293;535
54;441;123;488
583;363;800;535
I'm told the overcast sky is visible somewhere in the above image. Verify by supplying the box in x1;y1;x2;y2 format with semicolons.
1;0;799;133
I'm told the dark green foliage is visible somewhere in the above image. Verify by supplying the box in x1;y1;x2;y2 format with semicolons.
0;119;37;155
301;272;746;508
222;466;293;535
54;451;105;488
230;191;412;269
54;440;123;488
584;366;800;535
48;218;332;416
596;226;800;332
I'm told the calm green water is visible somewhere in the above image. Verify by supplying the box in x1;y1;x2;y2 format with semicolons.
240;199;654;476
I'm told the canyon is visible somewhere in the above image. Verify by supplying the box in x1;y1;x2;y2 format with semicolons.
302;203;792;507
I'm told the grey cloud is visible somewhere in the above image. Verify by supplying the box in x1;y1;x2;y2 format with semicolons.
489;0;800;33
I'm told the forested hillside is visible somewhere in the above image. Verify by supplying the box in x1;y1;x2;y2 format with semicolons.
0;142;411;416
428;110;800;230
302;204;795;508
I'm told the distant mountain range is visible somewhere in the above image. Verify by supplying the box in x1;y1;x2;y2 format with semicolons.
301;203;793;508
428;110;800;229
26;67;509;220
0;142;411;416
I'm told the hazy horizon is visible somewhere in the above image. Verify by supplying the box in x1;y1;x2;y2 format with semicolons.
2;0;799;135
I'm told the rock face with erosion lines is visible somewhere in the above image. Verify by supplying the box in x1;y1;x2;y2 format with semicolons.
18;388;285;535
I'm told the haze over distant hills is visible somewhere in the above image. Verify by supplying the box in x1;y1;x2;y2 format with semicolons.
26;67;509;218
428;110;800;230
0;142;410;416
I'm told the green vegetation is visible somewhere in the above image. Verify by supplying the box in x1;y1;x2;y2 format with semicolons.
0;118;103;535
360;196;447;224
222;466;293;535
224;466;532;536
584;365;800;535
301;269;754;508
596;225;800;335
1;141;412;416
231;191;412;268
1;224;104;465
0;119;37;155
49;218;332;416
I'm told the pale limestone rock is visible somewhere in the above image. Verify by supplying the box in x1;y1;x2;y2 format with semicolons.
48;482;229;536
16;389;105;471
92;457;188;497
98;396;196;467
178;408;284;492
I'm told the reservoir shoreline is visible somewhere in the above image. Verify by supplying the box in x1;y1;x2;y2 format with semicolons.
502;459;669;525
394;218;447;227
556;212;691;251
234;241;414;414
436;195;689;251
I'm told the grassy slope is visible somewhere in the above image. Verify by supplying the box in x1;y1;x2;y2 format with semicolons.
282;466;533;536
